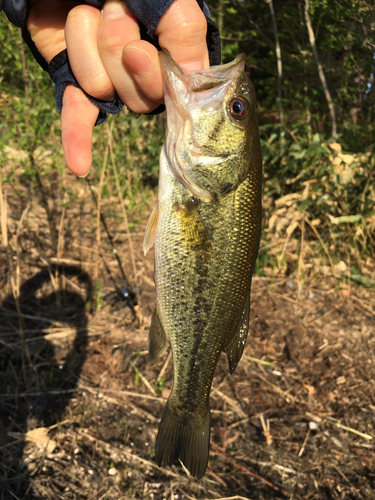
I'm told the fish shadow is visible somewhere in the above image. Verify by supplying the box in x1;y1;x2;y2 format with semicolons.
0;265;92;499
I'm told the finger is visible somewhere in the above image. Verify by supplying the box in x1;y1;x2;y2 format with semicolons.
27;0;77;63
122;40;164;104
98;0;160;114
122;0;209;106
61;84;99;177
156;0;210;72
65;4;115;100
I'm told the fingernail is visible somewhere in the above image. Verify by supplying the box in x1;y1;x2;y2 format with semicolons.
77;172;89;179
123;47;153;78
102;0;127;19
180;61;205;73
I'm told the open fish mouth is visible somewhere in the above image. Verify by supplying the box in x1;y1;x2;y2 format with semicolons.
159;50;246;93
160;50;246;202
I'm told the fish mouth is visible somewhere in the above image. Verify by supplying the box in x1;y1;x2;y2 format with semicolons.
159;50;246;93
160;50;243;201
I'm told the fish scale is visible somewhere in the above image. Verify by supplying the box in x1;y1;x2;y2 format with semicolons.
143;50;262;478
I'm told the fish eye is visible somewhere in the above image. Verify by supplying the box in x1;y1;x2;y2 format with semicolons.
229;96;249;120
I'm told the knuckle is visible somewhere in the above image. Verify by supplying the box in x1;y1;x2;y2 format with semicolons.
62;88;88;112
70;58;115;100
82;73;115;100
179;14;207;40
67;4;98;25
98;32;126;56
159;1;207;47
123;95;158;115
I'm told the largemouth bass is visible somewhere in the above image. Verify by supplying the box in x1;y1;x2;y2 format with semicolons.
143;50;262;479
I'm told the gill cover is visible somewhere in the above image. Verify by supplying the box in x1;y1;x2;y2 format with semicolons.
160;50;247;202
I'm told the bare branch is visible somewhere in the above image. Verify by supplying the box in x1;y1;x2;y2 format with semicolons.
304;0;337;137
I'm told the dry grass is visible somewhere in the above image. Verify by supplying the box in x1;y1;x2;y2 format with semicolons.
1;163;375;500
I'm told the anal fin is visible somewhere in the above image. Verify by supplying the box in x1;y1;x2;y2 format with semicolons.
225;290;251;374
148;303;168;362
143;202;158;256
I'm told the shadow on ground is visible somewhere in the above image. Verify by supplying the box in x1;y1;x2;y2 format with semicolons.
0;265;92;499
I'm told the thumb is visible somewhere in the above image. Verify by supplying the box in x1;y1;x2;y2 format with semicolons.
155;0;210;73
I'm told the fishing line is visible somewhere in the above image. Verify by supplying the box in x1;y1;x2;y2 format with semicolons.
85;177;137;313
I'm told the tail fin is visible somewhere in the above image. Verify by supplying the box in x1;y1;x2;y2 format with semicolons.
155;400;210;479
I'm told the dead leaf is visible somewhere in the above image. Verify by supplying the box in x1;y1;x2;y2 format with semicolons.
335;261;347;273
304;384;316;395
329;142;342;153
338;153;355;165
25;427;57;454
3;145;28;160
286;220;299;237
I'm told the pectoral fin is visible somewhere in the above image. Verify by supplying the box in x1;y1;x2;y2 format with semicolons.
225;290;251;374
176;201;212;254
143;203;159;256
148;303;168;362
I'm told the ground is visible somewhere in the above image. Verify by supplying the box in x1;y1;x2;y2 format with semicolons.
0;170;375;500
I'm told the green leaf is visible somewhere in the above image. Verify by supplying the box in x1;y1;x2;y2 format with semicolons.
350;275;375;288
333;215;363;224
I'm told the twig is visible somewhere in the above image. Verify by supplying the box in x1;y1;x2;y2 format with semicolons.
128;359;157;396
306;412;373;440
15;205;31;365
298;428;310;457
269;291;314;311
324;417;373;441
213;390;247;419
48;257;96;267
80;429;182;478
106;122;138;291
260;413;273;445
243;354;274;366
351;295;375;317
1;310;56;323
48;419;73;431
297;214;305;293
56;205;65;262
210;441;282;493
18;27;29;137
212;497;252;500
305;217;337;281
256;372;297;403
81;388;158;422
305;306;340;325
0;389;77;398
348;251;351;298
95;141;109;279
78;384;163;403
205;470;228;488
157;350;172;382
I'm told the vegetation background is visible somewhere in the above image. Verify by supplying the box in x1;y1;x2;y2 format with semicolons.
1;0;375;281
1;1;375;499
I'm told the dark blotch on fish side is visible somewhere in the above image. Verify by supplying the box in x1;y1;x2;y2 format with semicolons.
221;182;233;195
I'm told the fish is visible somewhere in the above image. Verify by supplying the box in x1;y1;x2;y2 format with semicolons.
143;50;262;479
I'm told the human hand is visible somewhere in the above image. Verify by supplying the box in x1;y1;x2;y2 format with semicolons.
27;0;210;177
